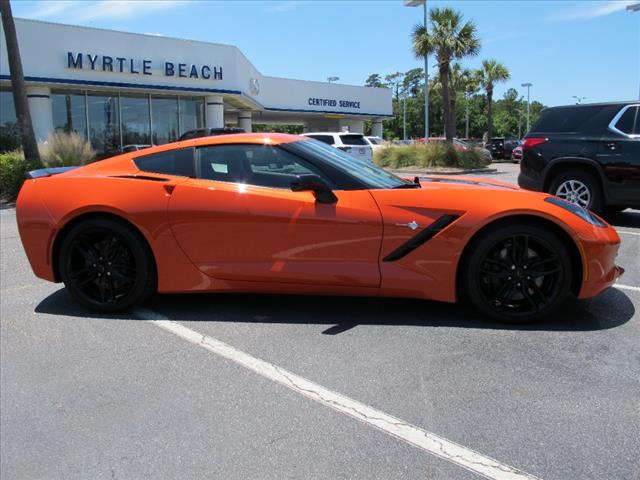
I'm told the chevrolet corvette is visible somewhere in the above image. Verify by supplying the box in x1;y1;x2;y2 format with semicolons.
16;133;623;322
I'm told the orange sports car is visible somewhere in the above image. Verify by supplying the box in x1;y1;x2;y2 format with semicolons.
16;133;623;322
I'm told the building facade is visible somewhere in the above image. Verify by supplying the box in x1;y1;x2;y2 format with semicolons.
0;18;392;154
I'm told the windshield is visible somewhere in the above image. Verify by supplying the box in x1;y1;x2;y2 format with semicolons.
286;139;409;189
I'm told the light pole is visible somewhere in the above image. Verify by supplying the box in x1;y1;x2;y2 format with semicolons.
572;95;586;104
402;89;408;140
405;0;429;139
628;3;640;99
521;82;532;133
465;91;471;139
516;109;523;138
327;76;339;84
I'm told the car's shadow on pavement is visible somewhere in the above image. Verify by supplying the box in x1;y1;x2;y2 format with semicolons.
36;286;635;334
602;209;640;229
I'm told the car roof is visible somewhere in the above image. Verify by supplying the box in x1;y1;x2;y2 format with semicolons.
302;132;364;136
543;101;636;111
65;133;310;175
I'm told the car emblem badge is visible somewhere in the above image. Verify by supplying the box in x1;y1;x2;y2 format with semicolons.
396;220;419;230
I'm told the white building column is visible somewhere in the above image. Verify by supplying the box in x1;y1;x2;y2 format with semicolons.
372;118;383;138
205;95;224;128
26;86;53;143
238;111;252;132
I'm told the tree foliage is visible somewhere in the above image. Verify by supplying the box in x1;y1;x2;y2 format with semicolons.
365;69;544;141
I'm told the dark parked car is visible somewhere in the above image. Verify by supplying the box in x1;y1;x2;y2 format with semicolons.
179;127;244;140
518;101;639;213
488;137;519;159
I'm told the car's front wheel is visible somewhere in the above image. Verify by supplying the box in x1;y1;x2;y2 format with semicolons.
463;223;572;323
58;218;156;312
549;171;602;212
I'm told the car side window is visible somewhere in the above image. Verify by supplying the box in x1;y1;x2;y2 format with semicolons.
134;148;195;177
196;144;333;189
614;106;638;136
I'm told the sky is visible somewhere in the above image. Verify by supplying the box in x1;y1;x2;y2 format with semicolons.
8;0;640;107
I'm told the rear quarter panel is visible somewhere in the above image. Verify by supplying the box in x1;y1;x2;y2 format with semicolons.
17;172;210;292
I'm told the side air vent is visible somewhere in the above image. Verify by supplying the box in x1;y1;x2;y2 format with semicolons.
383;214;461;262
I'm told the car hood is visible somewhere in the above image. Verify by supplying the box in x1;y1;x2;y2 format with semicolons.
374;174;553;224
417;175;519;190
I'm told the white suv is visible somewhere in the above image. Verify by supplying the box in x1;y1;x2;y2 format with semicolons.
301;132;373;162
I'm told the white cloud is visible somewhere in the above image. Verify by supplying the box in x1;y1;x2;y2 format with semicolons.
23;0;190;23
546;0;635;21
265;1;300;13
26;1;77;18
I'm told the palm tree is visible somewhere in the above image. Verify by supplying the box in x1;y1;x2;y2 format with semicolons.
448;63;477;138
462;69;481;139
478;59;510;141
412;7;480;141
0;0;41;166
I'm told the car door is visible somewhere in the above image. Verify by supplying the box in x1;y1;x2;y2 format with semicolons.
167;142;383;287
598;104;640;205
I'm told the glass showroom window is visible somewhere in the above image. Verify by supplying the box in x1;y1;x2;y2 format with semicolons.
0;89;19;152
152;96;179;145
179;97;205;135
51;91;87;137
121;94;151;146
87;93;120;153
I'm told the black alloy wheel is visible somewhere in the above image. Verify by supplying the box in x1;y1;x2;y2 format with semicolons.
59;218;155;312
464;223;572;323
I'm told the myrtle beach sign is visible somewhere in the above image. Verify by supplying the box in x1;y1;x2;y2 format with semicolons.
66;52;223;80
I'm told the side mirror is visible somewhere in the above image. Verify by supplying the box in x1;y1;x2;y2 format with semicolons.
290;174;337;204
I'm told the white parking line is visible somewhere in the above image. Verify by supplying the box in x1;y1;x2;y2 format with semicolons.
615;283;640;293
617;230;640;237
136;308;540;480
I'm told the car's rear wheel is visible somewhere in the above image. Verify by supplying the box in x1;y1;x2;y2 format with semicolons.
464;223;572;323
59;218;155;312
549;171;602;212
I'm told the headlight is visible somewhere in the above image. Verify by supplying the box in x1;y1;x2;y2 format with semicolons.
544;197;607;227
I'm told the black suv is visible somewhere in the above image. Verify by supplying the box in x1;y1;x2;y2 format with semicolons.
179;127;244;140
488;137;519;159
518;101;639;213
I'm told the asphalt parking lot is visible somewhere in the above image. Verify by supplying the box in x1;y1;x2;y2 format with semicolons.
1;163;639;480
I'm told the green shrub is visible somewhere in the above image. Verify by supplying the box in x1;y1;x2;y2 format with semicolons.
373;143;489;170
0;150;29;201
0;123;21;153
39;130;95;167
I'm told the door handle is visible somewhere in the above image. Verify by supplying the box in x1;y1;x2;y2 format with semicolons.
604;142;617;150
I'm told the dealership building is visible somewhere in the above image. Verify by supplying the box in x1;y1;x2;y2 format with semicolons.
0;18;392;154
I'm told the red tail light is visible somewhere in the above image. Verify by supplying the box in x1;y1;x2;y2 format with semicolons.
521;137;548;150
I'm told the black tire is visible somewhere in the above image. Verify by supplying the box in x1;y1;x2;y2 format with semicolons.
463;223;572;323
548;170;603;212
58;218;156;312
